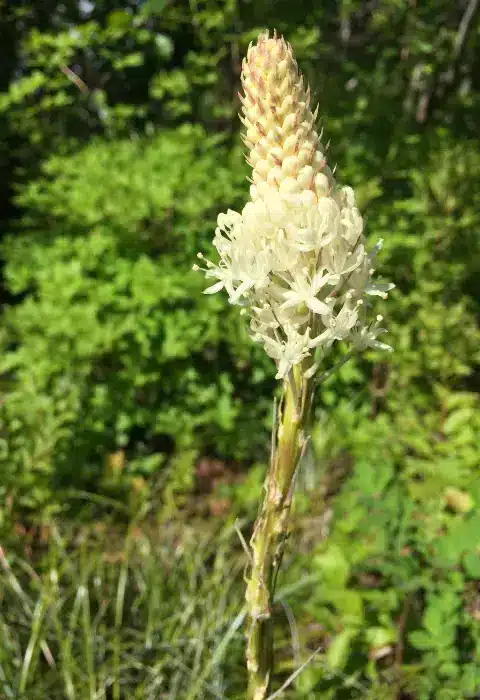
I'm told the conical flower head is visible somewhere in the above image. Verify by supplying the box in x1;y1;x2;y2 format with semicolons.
240;31;334;202
195;31;393;381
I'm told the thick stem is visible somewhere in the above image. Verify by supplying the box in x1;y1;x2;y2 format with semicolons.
245;364;313;700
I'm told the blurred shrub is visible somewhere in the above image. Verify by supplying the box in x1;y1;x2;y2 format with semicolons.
0;125;274;514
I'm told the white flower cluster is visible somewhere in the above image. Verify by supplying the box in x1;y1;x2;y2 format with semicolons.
194;31;393;380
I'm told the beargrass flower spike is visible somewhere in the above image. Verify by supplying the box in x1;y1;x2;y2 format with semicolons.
194;30;393;699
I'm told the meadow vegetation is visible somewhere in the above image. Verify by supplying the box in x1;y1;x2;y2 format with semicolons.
0;1;479;697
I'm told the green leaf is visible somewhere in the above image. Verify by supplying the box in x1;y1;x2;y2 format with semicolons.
114;52;144;69
409;630;434;651
313;545;351;589
326;628;358;670
463;550;480;578
107;9;132;29
424;605;444;637
443;408;474;436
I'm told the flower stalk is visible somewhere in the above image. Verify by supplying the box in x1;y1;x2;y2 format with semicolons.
246;361;313;699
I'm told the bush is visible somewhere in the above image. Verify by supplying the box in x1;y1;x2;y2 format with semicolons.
0;125;275;515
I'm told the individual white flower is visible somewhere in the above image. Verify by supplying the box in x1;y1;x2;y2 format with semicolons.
350;315;393;352
365;281;395;298
250;301;309;335
197;256;235;298
227;246;272;303
260;326;312;379
322;239;366;283
340;204;363;247
310;297;359;348
280;269;331;315
288;197;339;252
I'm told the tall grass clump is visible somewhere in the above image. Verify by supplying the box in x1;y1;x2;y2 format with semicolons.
0;514;248;700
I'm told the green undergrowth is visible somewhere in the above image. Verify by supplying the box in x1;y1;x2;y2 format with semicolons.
2;411;479;700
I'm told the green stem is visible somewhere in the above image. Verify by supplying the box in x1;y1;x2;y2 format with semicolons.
245;363;313;700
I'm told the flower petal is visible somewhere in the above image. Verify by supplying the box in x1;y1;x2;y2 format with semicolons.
203;281;225;294
307;297;331;314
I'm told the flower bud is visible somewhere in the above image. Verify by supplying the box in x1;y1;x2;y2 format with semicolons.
240;31;335;201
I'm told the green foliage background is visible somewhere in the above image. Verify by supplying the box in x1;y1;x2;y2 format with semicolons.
0;0;479;698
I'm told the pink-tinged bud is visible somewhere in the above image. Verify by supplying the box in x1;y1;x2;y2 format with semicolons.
240;31;335;200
